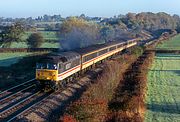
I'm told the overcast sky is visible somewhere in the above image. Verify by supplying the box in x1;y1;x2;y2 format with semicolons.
0;0;180;18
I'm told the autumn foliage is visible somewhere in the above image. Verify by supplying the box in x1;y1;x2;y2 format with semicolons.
106;51;155;122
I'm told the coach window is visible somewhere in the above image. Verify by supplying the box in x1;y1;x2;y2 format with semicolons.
117;44;123;48
109;46;116;51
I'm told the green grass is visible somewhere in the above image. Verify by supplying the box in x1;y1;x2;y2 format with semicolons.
39;31;59;40
156;34;180;50
22;31;59;41
41;42;59;48
7;31;59;48
0;52;33;66
145;53;180;122
0;52;49;67
10;42;59;48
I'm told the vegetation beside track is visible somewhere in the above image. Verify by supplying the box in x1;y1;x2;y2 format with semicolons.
106;50;154;121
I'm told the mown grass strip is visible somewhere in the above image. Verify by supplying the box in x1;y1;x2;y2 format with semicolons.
145;53;180;122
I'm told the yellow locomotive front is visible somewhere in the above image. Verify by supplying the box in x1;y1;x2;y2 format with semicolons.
36;62;59;90
35;52;82;90
36;63;58;81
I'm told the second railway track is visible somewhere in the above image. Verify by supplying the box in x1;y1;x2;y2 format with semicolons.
0;84;37;111
0;79;35;100
0;90;53;122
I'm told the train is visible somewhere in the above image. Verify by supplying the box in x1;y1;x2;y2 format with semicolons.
35;38;139;90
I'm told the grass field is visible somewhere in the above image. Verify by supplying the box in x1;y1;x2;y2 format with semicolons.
38;31;59;41
8;31;59;48
156;34;180;50
0;52;33;66
145;53;180;122
10;42;59;48
22;31;59;41
0;31;59;48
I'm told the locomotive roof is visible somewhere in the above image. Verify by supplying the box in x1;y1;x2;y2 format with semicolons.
39;51;80;63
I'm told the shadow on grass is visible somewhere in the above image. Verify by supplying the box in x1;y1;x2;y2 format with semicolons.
156;54;180;57
0;57;22;67
146;103;180;114
150;70;180;76
155;58;180;61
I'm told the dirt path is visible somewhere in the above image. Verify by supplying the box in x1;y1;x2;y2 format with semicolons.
145;54;180;122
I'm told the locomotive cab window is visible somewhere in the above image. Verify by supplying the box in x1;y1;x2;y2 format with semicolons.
47;63;57;70
36;63;57;70
36;63;46;69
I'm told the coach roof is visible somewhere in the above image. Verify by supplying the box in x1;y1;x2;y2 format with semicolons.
75;40;126;55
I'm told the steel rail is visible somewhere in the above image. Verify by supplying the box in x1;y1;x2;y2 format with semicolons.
0;79;35;98
0;84;35;104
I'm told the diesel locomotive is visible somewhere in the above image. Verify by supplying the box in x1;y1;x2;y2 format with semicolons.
36;38;139;90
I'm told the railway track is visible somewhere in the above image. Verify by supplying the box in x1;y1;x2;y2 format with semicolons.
7;68;103;121
6;96;47;122
5;89;66;122
0;78;47;121
0;85;36;111
0;90;53;122
0;79;35;100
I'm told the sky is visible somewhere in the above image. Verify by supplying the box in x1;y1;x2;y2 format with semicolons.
0;0;180;18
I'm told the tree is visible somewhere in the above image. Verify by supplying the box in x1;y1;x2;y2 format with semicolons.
100;25;115;42
79;14;86;19
27;33;44;48
0;22;25;47
59;17;100;50
177;24;180;33
45;24;56;31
